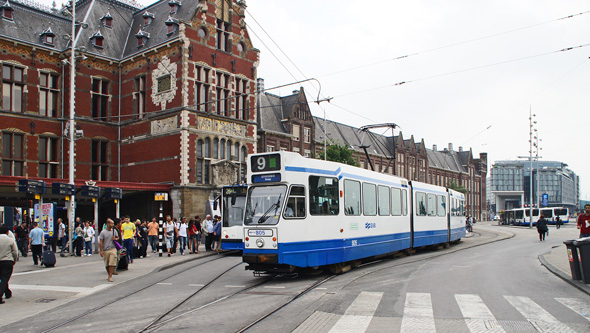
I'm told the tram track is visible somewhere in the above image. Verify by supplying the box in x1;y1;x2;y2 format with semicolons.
39;253;233;333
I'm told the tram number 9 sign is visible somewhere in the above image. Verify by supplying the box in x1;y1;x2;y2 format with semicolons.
251;154;281;172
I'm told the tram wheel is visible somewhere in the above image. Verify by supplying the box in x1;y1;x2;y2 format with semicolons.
328;263;352;274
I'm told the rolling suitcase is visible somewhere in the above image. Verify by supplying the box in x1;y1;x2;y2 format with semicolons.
118;248;129;270
41;250;56;267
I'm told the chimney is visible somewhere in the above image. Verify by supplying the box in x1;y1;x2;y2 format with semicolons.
433;144;437;151
256;78;264;93
459;146;463;152
448;143;453;151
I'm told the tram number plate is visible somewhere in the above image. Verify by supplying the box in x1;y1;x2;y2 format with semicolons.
248;229;273;237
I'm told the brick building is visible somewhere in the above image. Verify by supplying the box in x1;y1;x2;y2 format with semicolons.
0;0;259;221
257;88;488;220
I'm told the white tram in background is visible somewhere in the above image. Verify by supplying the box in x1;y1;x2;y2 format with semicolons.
218;184;248;251
503;207;569;226
242;151;466;274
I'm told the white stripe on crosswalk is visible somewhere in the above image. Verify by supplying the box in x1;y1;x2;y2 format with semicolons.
556;298;590;322
505;296;576;332
456;294;506;333
328;291;383;333
400;292;435;333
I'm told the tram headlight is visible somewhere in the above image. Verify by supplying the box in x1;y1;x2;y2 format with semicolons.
256;238;265;248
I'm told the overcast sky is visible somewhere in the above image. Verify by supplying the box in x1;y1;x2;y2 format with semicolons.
41;0;590;203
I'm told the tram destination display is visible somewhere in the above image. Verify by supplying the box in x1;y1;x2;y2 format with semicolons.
250;153;281;172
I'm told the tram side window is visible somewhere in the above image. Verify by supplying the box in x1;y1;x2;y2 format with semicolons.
416;192;427;216
402;189;408;216
344;180;361;216
363;183;377;216
427;193;436;216
284;185;306;218
541;209;553;218
309;176;339;216
391;187;401;216
437;195;446;217
378;185;390;216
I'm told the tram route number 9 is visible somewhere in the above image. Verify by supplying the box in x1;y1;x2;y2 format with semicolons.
251;154;281;172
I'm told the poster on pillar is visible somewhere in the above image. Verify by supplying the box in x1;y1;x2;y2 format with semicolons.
34;203;55;238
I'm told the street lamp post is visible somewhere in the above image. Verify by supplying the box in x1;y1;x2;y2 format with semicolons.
66;0;77;255
528;110;537;228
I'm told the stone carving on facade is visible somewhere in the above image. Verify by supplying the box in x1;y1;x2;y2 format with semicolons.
151;56;178;110
212;160;239;185
197;116;246;137
151;116;178;135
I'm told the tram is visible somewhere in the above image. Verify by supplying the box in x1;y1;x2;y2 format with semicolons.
219;184;248;251
504;207;569;226
242;151;466;274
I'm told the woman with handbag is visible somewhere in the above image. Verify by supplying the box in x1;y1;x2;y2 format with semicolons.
83;221;95;256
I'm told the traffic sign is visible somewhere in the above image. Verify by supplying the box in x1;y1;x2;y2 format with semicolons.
16;179;45;194
155;192;168;201
81;185;100;197
105;187;122;199
52;182;76;196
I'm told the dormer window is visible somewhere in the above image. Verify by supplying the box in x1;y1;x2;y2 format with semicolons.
1;1;13;20
169;0;181;14
40;27;55;46
100;12;113;28
89;30;104;48
142;11;155;26
135;28;150;48
165;16;179;35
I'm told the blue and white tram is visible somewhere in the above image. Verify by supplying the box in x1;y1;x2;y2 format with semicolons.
242;151;466;274
506;207;569;226
219;184;248;251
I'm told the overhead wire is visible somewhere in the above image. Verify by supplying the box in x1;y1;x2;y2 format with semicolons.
316;10;590;78
334;43;590;99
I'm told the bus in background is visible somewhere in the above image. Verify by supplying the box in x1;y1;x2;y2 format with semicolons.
219;184;248;251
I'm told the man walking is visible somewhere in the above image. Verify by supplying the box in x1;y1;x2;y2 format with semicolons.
0;225;18;304
121;215;135;264
99;218;118;282
14;222;28;257
29;222;45;265
578;204;590;238
58;218;66;253
147;217;159;253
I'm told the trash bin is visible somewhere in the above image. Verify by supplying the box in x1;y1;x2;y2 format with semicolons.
573;238;590;283
564;240;582;280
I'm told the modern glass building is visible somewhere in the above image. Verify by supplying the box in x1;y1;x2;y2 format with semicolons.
490;160;579;214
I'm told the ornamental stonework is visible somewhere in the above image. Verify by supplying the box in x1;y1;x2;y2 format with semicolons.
151;56;178;110
197;116;246;137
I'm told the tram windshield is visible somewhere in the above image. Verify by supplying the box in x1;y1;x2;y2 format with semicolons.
223;194;246;228
244;185;287;225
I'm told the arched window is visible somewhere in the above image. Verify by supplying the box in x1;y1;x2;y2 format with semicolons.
197;139;203;157
204;138;210;158
234;143;240;161
241;146;246;162
213;138;219;159
227;140;232;160
220;138;226;159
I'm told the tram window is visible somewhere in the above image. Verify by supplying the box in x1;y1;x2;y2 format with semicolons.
344;180;361;216
363;183;377;216
402;189;408;216
284;185;306;219
437;195;446;217
378;185;390;216
541;209;553;218
391;187;401;216
427;194;436;216
416;192;427;216
309;176;339;216
555;208;567;216
515;210;523;219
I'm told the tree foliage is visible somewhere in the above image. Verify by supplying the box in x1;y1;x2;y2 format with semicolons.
447;181;468;194
315;143;359;167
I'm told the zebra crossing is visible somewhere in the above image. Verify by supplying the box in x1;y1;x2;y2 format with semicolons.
295;292;590;333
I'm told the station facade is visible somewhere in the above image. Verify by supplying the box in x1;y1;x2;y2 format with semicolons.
0;0;488;225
